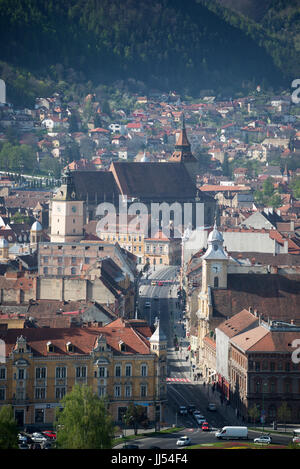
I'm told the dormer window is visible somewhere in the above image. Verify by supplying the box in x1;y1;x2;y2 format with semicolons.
47;341;54;353
119;340;126;352
66;341;74;353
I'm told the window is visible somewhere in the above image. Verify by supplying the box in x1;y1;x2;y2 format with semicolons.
71;257;76;264
84;257;90;264
55;387;66;399
56;367;66;379
35;367;46;379
71;267;76;275
255;361;260;372
0;388;5;400
0;368;6;380
35;387;46;399
141;364;148;377
57;267;63;275
99;367;106;378
114;385;121;398
125;385;132;397
115;365;121;377
58;257;63;264
125;364;132;377
270;362;275;372
43;256;49;264
76;366;87;378
140;384;147;397
18;369;25;380
214;276;219;288
98;386;106;397
43;267;48;275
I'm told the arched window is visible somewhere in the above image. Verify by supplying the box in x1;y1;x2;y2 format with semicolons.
214;276;219;288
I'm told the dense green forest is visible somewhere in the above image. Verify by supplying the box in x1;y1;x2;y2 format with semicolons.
0;0;288;106
206;0;300;80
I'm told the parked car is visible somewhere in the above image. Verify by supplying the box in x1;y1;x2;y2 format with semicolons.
31;432;49;443
293;436;300;444
18;442;29;449
179;406;188;415
176;436;191;446
254;434;272;444
42;431;56;440
207;403;217;411
122;444;139;449
18;433;28;443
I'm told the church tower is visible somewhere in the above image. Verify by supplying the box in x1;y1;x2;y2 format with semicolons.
169;114;199;183
201;222;228;292
197;223;229;363
50;168;85;243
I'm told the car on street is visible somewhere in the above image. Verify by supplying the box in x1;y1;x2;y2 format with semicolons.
201;422;210;431
123;444;139;449
179;405;188;415
207;403;217;411
293;436;300;444
187;405;196;414
253;434;272;444
176;436;191;446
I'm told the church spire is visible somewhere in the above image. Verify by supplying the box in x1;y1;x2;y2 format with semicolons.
169;113;197;163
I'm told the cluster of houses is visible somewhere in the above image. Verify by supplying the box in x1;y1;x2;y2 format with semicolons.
0;83;300;427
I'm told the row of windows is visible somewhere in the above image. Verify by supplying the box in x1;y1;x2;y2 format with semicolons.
0;384;148;401
103;235;143;242
0;364;149;380
146;245;168;253
43;257;91;265
248;360;298;372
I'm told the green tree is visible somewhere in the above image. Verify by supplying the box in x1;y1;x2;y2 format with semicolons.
248;404;260;425
277;401;292;432
55;384;114;449
0;405;18;449
124;403;149;436
262;177;275;198
291;177;300;199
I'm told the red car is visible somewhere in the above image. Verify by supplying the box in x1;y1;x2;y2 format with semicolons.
42;430;57;440
201;422;210;431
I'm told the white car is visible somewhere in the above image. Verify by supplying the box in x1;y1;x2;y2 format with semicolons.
31;432;49;443
254;434;272;444
176;436;191;446
195;415;206;425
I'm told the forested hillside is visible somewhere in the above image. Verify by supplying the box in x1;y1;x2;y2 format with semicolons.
210;0;300;81
0;0;287;105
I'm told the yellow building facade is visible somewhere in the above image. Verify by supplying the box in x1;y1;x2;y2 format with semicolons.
0;318;167;428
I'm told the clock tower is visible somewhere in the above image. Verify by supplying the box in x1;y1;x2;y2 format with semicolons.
197;223;228;356
50;168;85;243
201;222;228;292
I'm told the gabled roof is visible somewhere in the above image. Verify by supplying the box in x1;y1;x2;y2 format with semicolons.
110;162;197;200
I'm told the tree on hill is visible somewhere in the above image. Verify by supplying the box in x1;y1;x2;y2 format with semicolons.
55;384;115;449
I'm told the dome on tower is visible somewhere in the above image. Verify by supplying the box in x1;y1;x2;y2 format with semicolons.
207;223;223;244
31;220;43;232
